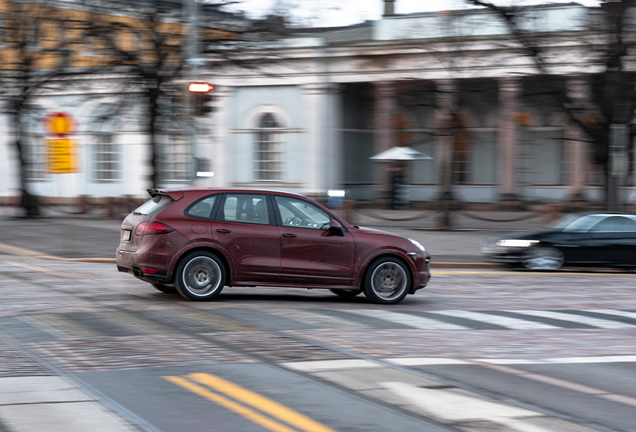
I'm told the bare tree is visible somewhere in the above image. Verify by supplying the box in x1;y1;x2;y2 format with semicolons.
465;0;636;209
0;0;104;216
89;0;291;188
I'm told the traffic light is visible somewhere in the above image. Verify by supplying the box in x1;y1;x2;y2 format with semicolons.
188;83;214;116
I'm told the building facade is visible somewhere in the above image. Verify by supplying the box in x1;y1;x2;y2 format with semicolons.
2;2;635;209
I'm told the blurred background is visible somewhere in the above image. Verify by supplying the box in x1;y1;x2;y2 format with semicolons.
1;0;632;226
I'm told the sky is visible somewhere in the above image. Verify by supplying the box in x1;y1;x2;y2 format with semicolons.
224;0;602;27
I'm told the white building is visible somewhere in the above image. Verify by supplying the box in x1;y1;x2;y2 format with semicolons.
2;2;634;210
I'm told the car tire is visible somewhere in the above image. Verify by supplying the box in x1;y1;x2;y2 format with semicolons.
363;257;410;305
175;251;226;301
329;288;361;298
151;283;176;294
522;247;564;270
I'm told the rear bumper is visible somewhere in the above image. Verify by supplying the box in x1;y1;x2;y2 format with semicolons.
117;248;170;282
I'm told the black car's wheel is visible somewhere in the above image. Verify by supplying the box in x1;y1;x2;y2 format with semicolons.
363;257;410;304
175;251;226;300
151;283;176;294
522;247;564;270
329;288;361;298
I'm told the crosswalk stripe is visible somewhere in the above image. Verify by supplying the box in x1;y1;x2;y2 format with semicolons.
511;310;635;329
14;308;636;337
347;309;470;330
429;310;555;330
589;309;636;321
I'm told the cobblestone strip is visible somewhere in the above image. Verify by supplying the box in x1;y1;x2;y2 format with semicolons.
0;336;51;377
30;335;254;372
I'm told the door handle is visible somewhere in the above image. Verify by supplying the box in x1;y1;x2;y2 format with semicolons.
216;229;231;234
282;233;297;238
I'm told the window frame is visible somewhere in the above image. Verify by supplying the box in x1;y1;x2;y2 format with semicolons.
93;133;121;182
273;195;333;231
254;113;284;182
217;193;273;226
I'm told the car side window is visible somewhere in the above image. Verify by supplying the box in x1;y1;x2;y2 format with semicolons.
221;194;270;225
185;195;218;219
275;196;331;229
589;216;636;232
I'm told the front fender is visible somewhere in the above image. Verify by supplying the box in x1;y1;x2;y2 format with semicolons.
354;247;416;287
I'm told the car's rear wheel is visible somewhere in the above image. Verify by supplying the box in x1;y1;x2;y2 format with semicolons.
175;251;226;300
363;257;410;304
151;283;176;294
522;247;564;270
329;288;361;298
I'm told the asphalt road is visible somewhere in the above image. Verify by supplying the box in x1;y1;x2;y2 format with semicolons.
1;254;635;432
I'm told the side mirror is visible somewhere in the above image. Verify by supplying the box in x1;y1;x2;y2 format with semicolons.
328;225;345;237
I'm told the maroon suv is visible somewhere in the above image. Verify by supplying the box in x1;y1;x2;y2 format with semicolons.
117;188;431;304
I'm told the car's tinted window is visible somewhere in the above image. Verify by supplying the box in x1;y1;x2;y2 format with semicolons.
589;216;636;232
275;196;330;229
133;195;174;216
562;215;605;232
185;195;218;219
221;194;269;225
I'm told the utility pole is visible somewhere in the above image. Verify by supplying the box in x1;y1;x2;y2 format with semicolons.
607;124;628;211
183;0;202;183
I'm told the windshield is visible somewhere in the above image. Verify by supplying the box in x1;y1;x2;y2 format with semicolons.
133;195;174;216
548;214;606;232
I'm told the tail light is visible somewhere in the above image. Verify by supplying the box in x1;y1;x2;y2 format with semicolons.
135;221;175;236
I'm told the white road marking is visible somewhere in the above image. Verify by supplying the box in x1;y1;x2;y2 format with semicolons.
382;381;537;421
347;309;469;330
589;309;636;320
429;310;555;329
510;310;635;329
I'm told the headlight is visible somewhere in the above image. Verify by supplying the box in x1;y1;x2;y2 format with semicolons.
495;239;539;247
409;238;426;252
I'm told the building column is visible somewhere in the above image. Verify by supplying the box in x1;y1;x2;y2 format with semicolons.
435;79;458;202
302;83;340;198
565;76;589;205
498;77;520;203
208;86;231;188
373;81;396;204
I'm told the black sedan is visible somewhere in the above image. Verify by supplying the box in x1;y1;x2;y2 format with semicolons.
481;213;636;270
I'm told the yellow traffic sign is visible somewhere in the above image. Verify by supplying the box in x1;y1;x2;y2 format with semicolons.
46;139;78;173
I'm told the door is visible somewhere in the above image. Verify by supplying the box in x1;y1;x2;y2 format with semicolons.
274;195;355;285
212;193;281;283
583;216;636;265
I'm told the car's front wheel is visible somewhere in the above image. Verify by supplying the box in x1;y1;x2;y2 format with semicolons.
175;251;226;300
363;257;410;304
522;246;564;270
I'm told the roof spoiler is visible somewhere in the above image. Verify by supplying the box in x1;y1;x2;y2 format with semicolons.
147;188;184;200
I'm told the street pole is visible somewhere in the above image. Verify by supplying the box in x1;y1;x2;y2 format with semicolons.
607;124;628;212
184;0;201;184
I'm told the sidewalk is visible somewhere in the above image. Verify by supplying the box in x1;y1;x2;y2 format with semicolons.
0;207;547;266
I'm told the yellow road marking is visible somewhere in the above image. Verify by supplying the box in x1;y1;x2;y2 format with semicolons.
6;260;72;278
164;374;337;432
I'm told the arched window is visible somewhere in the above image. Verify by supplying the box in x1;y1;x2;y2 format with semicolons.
255;113;283;181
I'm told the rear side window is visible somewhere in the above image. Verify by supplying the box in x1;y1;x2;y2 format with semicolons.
221;194;270;225
185;195;218;219
133;195;174;216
